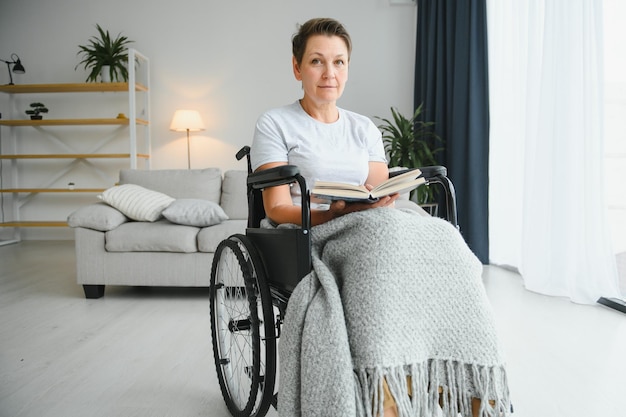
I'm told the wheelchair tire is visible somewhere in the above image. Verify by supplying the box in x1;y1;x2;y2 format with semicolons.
210;234;277;417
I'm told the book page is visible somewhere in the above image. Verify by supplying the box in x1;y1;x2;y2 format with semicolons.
312;168;424;202
370;176;425;198
312;181;369;194
371;169;422;192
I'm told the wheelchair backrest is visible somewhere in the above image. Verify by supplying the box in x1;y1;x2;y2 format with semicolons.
236;146;268;229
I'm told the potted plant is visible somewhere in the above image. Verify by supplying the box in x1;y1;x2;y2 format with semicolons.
375;104;443;205
25;102;49;120
75;24;134;82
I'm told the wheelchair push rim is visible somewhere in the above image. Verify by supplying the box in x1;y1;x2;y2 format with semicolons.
210;234;276;417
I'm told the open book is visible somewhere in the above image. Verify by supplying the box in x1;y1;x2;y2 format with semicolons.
311;168;425;202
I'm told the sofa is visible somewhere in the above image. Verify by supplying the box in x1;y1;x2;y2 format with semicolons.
68;166;428;299
68;168;248;299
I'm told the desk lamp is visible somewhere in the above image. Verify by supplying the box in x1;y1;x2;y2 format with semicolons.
0;53;25;85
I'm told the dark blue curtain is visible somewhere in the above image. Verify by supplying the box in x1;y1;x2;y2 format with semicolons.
414;0;490;263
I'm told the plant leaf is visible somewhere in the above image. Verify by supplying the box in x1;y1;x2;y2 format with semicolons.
375;104;445;203
75;24;134;82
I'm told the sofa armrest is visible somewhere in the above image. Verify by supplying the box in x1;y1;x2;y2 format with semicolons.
220;170;248;220
67;202;129;231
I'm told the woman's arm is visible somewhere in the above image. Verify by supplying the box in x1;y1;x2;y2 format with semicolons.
257;161;399;227
366;161;391;188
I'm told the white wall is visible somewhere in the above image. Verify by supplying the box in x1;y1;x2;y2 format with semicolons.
0;0;417;239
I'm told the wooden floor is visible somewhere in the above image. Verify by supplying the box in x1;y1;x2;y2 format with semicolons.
1;241;625;417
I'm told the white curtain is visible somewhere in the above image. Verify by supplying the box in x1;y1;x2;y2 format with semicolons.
487;0;621;304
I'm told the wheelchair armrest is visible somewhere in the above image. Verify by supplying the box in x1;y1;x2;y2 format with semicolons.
247;165;302;190
389;166;447;180
247;165;312;232
417;165;447;179
423;166;457;227
390;165;457;228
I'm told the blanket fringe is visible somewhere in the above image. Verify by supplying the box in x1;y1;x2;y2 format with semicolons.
354;360;511;417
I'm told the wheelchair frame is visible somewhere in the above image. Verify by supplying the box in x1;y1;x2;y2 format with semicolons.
209;146;457;417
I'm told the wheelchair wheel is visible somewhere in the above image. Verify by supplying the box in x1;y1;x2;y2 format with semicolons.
210;234;276;417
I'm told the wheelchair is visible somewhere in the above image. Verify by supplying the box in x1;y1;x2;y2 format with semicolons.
209;146;458;417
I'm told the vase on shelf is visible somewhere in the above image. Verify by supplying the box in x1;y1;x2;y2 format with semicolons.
100;65;111;82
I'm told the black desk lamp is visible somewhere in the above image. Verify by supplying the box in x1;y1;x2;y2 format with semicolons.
0;53;25;85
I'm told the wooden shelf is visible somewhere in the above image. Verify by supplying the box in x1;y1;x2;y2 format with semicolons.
0;188;106;193
0;221;68;227
0;82;148;94
0;118;149;126
0;154;150;159
0;50;150;236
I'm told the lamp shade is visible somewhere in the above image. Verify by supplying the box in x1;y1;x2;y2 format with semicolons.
169;110;205;132
12;59;25;74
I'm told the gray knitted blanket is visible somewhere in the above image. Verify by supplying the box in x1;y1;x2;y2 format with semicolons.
277;208;510;417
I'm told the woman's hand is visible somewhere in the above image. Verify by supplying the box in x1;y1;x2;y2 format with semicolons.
328;191;400;219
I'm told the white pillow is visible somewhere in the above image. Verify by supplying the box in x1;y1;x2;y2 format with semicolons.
99;184;174;222
67;202;128;231
162;199;229;227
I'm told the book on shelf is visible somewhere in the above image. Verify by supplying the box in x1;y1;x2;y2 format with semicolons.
311;168;425;202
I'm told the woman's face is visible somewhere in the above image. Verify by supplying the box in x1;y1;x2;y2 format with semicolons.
293;34;349;106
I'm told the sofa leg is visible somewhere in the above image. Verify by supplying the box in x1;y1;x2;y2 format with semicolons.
83;285;105;299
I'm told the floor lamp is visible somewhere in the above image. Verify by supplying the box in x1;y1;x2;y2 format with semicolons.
169;110;206;169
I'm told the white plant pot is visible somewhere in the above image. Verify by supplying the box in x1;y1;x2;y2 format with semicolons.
100;65;111;83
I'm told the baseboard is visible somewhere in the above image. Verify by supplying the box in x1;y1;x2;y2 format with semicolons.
597;297;626;314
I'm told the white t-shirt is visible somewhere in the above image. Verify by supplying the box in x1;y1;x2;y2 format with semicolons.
251;101;387;205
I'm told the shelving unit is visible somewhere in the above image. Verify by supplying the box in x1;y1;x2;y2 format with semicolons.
0;118;149;126
0;49;150;244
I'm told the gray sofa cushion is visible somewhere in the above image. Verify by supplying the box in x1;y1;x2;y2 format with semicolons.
120;168;222;203
105;220;200;253
197;220;248;252
162;199;229;227
220;170;248;220
67;202;128;231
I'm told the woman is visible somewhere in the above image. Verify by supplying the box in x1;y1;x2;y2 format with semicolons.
251;18;510;417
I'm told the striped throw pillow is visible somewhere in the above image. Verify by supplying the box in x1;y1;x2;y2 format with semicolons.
99;184;175;222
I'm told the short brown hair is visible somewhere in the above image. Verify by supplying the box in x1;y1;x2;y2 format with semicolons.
292;18;352;65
